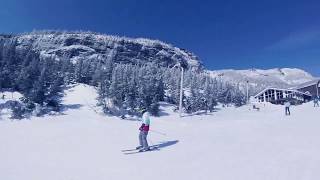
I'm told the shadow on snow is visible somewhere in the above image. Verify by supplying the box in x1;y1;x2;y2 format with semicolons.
152;140;179;150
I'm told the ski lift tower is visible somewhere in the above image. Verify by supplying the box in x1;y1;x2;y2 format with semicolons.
246;80;249;104
317;80;320;98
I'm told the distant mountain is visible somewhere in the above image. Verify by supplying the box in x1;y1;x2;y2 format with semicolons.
0;31;202;70
207;68;315;95
0;30;315;96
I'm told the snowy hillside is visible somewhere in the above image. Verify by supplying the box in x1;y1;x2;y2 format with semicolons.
207;68;315;94
1;84;320;180
0;31;202;70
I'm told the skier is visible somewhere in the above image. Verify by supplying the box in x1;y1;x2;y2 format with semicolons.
314;97;319;107
285;100;291;115
136;110;151;151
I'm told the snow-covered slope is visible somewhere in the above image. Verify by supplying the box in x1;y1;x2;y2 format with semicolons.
0;31;202;70
1;84;320;180
207;68;315;94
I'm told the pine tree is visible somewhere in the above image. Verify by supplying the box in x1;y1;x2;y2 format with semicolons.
15;54;41;93
75;58;84;83
29;67;47;104
204;77;217;112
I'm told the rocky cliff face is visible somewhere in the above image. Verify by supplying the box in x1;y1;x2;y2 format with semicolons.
0;31;202;70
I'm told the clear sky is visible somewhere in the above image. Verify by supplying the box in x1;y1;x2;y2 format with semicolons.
1;0;319;76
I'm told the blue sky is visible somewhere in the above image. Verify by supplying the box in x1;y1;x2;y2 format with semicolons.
1;0;319;76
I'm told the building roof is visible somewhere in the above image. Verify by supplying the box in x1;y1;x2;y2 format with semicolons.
292;78;320;90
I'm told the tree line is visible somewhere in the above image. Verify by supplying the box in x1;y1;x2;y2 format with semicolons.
0;38;246;118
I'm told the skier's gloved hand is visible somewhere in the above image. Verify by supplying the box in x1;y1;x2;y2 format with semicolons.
139;124;145;131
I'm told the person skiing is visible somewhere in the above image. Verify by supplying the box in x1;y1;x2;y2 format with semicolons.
284;100;291;115
136;110;151;151
314;97;319;107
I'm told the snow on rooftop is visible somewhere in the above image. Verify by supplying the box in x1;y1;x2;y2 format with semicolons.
293;79;320;89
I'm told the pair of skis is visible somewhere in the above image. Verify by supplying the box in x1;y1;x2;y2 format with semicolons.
122;145;159;155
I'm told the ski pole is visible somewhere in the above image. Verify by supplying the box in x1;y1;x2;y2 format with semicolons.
150;129;167;136
149;137;154;147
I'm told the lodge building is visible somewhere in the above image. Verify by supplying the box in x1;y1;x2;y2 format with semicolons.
254;79;319;104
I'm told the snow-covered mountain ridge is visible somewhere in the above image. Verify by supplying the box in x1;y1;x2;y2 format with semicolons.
207;68;315;94
0;31;202;70
0;30;315;94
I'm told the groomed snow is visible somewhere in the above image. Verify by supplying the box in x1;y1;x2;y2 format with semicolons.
1;84;320;180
